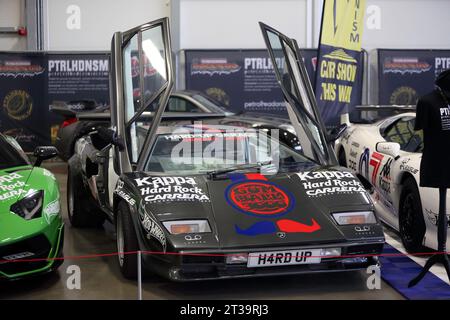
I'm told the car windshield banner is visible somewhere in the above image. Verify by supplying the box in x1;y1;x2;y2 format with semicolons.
184;49;318;115
378;49;450;104
314;0;366;128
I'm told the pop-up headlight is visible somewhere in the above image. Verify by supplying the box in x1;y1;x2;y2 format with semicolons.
162;220;211;235
10;190;44;220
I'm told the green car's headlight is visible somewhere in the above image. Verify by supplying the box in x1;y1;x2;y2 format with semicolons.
10;190;44;220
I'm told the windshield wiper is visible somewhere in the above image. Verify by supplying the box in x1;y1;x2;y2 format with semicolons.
206;161;272;180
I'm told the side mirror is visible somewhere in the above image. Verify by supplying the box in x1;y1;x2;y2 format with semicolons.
96;127;125;151
376;141;401;159
327;123;348;142
34;146;58;166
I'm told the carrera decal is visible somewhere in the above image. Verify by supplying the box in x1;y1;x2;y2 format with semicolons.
135;176;209;203
297;171;365;197
358;148;370;178
138;201;166;251
369;152;384;185
226;173;320;237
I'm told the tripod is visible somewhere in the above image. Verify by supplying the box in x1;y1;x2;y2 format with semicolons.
409;188;450;287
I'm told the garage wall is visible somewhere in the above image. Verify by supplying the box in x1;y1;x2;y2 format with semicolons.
0;0;26;50
362;0;450;50
177;0;308;50
359;0;450;103
43;0;170;50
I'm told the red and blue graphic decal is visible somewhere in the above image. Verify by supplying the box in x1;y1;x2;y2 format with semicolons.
225;173;321;236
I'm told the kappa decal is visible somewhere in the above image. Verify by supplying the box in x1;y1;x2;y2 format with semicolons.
135;176;210;203
297;171;365;197
378;158;393;195
359;148;370;179
225;173;320;237
399;158;419;175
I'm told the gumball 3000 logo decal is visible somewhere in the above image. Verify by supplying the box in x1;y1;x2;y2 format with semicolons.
228;182;291;216
225;175;321;236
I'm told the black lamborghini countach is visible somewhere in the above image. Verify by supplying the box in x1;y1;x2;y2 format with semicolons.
67;18;384;281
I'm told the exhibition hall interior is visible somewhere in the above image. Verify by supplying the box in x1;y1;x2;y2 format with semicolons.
1;0;450;301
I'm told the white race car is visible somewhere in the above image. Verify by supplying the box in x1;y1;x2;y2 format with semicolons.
335;106;448;253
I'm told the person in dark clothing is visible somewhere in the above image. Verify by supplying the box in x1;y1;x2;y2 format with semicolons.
410;69;450;287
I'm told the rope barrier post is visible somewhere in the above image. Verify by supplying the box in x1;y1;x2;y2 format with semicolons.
137;251;142;300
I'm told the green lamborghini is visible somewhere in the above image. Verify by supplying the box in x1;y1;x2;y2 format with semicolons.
0;133;64;280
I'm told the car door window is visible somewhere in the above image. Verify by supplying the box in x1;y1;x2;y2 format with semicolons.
168;97;202;112
119;20;172;166
260;23;332;165
381;116;423;152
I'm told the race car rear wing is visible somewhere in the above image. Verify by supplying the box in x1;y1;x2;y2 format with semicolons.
341;105;416;125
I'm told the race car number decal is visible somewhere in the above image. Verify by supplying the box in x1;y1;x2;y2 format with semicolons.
369;152;384;185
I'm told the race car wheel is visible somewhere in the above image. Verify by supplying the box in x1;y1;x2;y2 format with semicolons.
67;165;105;228
399;177;426;253
338;148;347;167
116;201;139;279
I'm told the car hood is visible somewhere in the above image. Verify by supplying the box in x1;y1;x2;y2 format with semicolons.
127;167;374;250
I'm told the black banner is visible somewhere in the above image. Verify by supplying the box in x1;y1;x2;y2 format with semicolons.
47;53;110;143
0;53;49;151
0;52;110;152
184;49;318;116
378;49;450;105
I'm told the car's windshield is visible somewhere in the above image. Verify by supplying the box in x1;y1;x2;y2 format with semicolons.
0;135;29;170
145;128;315;175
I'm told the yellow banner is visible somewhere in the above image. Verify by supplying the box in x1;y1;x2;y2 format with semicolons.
320;0;366;52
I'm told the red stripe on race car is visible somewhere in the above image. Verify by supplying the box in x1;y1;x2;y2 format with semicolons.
245;173;268;181
276;219;321;233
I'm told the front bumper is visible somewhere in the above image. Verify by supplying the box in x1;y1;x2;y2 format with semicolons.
0;223;64;280
143;240;384;281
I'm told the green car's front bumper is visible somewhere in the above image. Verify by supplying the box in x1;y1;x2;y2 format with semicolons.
0;218;64;280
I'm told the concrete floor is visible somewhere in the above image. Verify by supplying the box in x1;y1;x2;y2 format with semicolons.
1;163;404;300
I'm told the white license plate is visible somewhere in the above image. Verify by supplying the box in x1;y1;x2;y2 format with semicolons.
247;249;322;268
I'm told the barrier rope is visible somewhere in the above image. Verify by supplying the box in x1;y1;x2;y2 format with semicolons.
1;249;449;264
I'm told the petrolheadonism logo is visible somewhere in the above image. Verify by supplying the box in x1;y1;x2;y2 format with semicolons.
227;181;293;217
383;57;431;75
191;58;241;76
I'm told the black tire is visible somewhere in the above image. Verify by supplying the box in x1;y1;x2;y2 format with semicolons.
116;201;139;279
67;165;105;228
399;177;426;253
338;148;347;167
